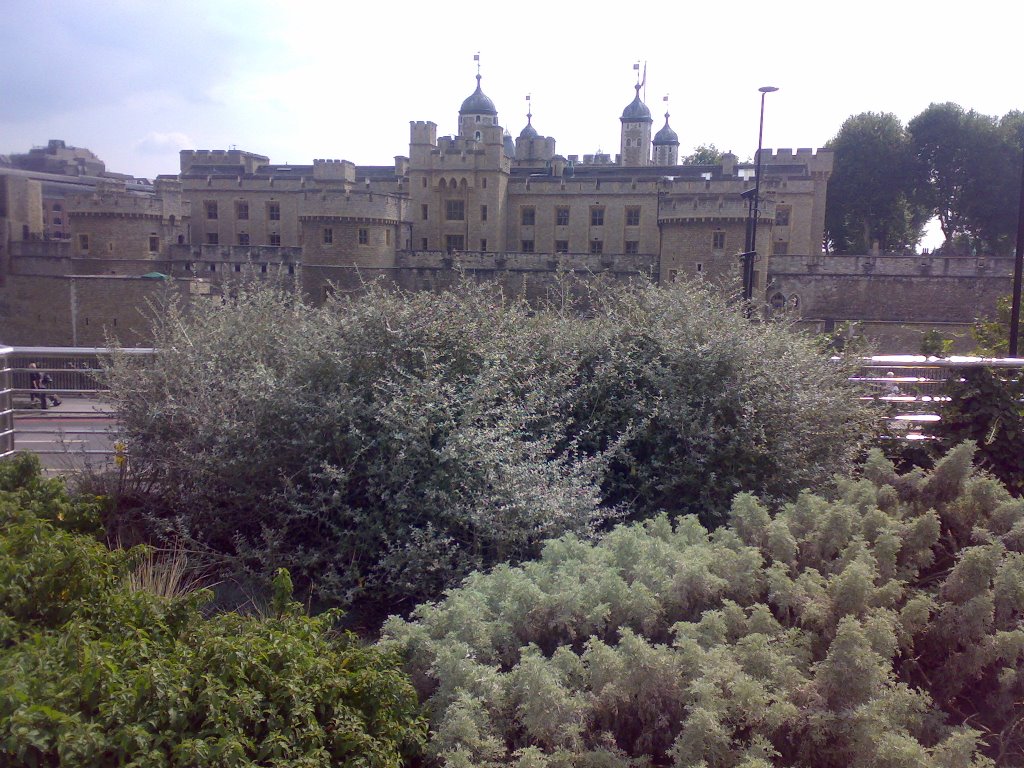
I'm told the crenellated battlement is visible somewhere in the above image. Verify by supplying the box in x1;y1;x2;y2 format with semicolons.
312;158;356;182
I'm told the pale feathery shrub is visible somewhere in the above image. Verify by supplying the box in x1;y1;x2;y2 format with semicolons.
383;443;1022;767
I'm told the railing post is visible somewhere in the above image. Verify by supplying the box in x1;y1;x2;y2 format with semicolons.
0;347;13;459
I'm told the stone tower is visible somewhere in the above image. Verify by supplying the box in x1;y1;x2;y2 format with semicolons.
620;84;653;167
652;111;679;165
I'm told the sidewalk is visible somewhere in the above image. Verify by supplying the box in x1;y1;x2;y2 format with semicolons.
14;395;116;419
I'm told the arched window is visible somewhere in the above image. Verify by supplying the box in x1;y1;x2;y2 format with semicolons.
475;131;481;141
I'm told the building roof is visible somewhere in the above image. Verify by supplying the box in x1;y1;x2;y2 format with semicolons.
653;114;679;146
620;86;652;122
519;114;539;140
460;75;498;116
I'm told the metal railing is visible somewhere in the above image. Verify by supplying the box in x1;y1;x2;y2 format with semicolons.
853;354;1024;439
0;346;153;463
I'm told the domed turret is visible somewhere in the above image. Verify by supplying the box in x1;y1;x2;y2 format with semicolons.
621;85;653;122
519;113;539;140
620;84;653;166
653;111;679;165
460;75;498;116
503;129;516;158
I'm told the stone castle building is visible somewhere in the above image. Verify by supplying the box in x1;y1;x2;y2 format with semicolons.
0;72;1011;350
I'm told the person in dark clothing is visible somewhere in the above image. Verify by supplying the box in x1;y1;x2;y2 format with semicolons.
28;362;61;408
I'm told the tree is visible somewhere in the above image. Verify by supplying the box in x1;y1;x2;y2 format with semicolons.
680;143;726;165
973;295;1024;356
0;453;425;768
384;444;1023;767
909;103;1022;255
824;112;929;253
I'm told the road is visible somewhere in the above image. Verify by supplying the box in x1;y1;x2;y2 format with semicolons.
13;396;119;475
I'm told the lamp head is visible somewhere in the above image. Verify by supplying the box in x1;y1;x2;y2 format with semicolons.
759;86;779;93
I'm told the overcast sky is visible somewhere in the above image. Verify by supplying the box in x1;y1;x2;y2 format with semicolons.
2;0;1021;247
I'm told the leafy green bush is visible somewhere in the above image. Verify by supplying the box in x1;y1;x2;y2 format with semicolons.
0;456;425;767
105;280;875;616
931;366;1024;495
383;444;1023;767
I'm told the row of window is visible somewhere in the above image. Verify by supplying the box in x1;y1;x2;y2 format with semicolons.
205;201;281;221
323;227;385;246
435;235;641;255
434;203;643;228
188;262;295;275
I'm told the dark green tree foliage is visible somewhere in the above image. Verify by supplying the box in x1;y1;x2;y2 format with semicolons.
973;296;1024;357
0;454;425;768
105;281;875;615
930;367;1024;495
383;444;1023;767
910;104;1024;255
824;112;929;253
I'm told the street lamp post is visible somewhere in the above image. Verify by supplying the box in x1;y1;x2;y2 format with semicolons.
743;86;779;305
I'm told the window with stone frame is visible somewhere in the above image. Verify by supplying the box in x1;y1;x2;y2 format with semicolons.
149;236;160;252
590;240;603;254
775;206;791;226
269;233;281;246
445;200;465;221
358;228;369;244
323;228;333;244
238;233;250;246
555;240;569;253
713;231;726;250
445;234;465;251
78;234;89;251
590;206;605;226
521;206;535;226
267;202;281;221
206;233;219;245
480;205;488;222
236;201;249;220
625;206;641;226
625;240;639;254
773;241;789;255
205;201;218;220
521;240;534;253
422;204;429;220
556;206;570;226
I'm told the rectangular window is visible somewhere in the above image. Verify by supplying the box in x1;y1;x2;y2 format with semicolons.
775;206;791;226
421;237;428;249
205;201;218;220
590;240;603;254
625;206;641;226
555;240;569;253
480;238;487;251
78;234;89;251
238;233;250;246
521;240;534;253
53;216;63;226
590;207;605;226
261;263;268;273
268;202;280;221
521;206;535;226
713;231;726;250
234;263;242;272
480;205;488;222
206;233;219;245
149;236;160;252
421;204;429;220
696;262;704;273
269;233;281;246
358;228;369;244
209;262;217;272
323;228;333;244
773;241;789;255
625;240;639;254
236;201;249;220
385;229;391;245
445;199;465;220
445;234;465;251
556;207;570;226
